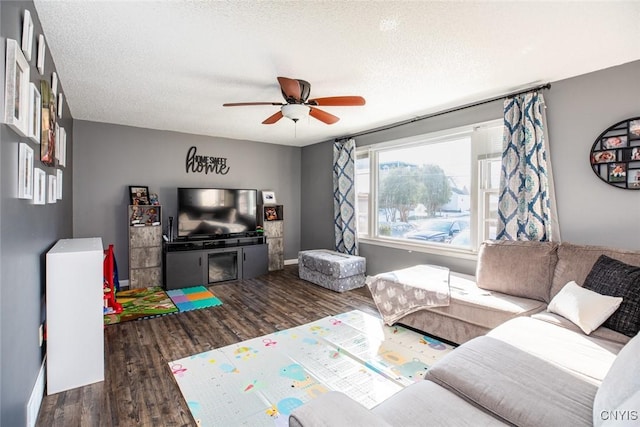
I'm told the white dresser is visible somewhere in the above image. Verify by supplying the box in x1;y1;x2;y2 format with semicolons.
46;237;104;395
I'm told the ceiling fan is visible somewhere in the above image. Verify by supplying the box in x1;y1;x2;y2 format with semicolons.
223;77;365;125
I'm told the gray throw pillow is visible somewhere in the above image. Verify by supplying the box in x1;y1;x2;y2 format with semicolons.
583;255;640;337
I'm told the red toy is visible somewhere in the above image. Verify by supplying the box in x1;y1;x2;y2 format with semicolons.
103;244;122;315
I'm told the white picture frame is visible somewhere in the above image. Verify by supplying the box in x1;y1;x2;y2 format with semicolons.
51;72;58;97
48;175;57;204
262;190;277;204
37;35;45;75
56;169;63;200
57;93;63;118
21;10;34;61
28;83;41;143
33;168;46;205
18;143;34;199
58;127;67;167
55;123;61;161
4;39;30;137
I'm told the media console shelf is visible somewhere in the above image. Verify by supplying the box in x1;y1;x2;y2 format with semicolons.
163;235;268;290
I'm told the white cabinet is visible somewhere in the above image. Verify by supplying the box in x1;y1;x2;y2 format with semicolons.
46;237;104;395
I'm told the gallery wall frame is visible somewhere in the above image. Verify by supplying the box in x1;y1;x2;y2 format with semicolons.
58;93;63;118
40;79;56;165
28;82;41;143
4;39;30;137
37;34;45;75
58;127;66;167
18;143;34;199
56;169;63;199
33;168;46;205
51;72;58;97
48;175;57;204
21;10;34;61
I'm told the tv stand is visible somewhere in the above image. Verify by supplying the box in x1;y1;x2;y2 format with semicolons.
163;235;268;290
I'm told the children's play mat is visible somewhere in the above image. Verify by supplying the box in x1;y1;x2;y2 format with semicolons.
169;309;455;426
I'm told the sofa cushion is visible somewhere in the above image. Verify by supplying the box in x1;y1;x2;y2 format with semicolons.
426;272;546;330
288;391;393;427
547;280;623;335
425;336;597;427
372;380;507;426
488;316;625;383
583;255;640;337
593;331;640;427
551;242;640;300
531;311;630;345
476;240;558;302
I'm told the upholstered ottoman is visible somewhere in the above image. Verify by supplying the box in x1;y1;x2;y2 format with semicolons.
298;249;366;292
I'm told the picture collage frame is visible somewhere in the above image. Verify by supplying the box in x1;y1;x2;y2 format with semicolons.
590;117;640;190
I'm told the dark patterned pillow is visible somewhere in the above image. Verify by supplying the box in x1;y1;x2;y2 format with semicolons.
583;255;640;337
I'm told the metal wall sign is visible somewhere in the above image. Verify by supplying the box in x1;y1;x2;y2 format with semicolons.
185;146;230;175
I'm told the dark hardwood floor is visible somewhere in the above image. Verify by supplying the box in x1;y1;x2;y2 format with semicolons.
36;265;378;426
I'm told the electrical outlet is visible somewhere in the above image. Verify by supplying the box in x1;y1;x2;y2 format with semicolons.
38;324;43;347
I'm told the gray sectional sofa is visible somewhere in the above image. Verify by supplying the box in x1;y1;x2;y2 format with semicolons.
289;240;640;426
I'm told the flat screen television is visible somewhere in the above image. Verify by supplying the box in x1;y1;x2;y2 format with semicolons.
177;188;258;239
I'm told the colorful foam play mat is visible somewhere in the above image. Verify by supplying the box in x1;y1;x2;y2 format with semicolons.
169;309;455;426
104;286;178;325
167;286;223;312
104;286;223;325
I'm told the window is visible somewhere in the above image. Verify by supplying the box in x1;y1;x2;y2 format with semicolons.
356;120;503;256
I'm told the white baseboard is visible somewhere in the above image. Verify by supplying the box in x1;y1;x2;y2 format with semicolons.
119;279;130;289
26;356;46;427
284;258;298;265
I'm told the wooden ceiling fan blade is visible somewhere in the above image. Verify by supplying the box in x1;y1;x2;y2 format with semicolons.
309;107;340;125
262;111;283;125
277;77;302;102
223;102;282;107
307;96;366;106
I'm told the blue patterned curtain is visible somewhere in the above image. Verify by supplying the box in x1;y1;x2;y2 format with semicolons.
497;92;560;241
333;138;358;255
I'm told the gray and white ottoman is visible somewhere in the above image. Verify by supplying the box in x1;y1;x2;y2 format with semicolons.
298;249;366;292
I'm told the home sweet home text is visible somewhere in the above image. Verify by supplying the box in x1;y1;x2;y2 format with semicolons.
185;146;230;175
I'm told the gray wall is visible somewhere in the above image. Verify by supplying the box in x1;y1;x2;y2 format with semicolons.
301;60;640;276
0;2;74;425
545;60;640;249
73;121;301;278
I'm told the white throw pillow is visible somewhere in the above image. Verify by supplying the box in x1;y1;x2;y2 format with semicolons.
547;281;623;335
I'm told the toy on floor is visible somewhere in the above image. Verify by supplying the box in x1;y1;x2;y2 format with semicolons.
103;244;123;315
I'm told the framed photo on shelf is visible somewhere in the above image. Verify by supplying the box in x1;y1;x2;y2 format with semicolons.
129;185;150;205
262;190;276;204
4;39;30;137
21;10;34;61
33;168;46;205
18;143;34;199
264;206;278;221
28;82;41;143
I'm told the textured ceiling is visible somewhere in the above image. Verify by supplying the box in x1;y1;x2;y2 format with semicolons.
33;1;640;147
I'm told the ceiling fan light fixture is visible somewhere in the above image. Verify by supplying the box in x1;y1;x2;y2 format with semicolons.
281;104;310;122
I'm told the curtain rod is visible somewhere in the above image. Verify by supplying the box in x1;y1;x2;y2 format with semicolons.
336;83;551;141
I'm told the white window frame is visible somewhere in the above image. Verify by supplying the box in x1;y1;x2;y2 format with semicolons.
356;119;503;260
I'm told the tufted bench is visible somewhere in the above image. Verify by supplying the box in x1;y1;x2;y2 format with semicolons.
298;249;366;292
